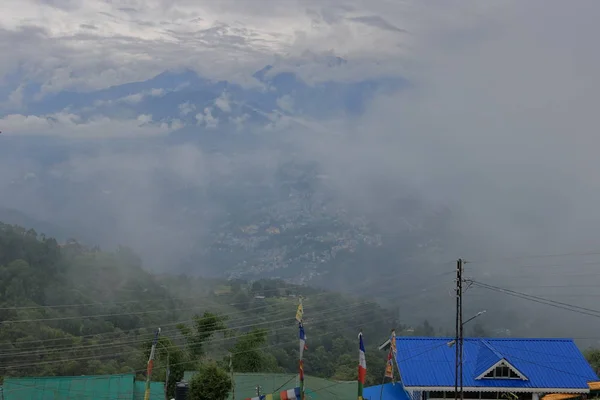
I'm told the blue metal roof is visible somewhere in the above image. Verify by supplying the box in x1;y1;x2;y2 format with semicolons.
473;339;505;377
363;383;410;400
395;337;598;390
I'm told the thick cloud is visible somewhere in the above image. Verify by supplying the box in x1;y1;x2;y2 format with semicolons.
2;0;600;337
0;0;422;94
0;112;179;137
2;0;599;262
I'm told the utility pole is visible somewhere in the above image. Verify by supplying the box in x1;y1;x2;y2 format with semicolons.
454;259;463;400
145;328;161;400
256;385;262;398
459;258;464;400
230;353;235;400
164;351;170;400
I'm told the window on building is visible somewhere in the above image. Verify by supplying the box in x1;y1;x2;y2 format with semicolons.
482;362;523;379
429;391;444;398
464;392;480;399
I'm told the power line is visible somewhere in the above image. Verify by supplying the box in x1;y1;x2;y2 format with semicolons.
0;263;453;313
2;277;448;355
1;269;453;347
0;310;394;371
2;267;451;323
0;300;379;357
2;287;370;325
469;280;600;318
0;280;404;349
1;289;414;358
468;250;600;265
0;302;379;358
5;313;457;373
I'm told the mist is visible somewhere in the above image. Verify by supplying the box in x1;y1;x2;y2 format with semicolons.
1;0;600;343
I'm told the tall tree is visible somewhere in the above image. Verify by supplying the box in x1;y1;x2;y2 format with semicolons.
188;362;232;400
230;328;279;372
178;312;228;359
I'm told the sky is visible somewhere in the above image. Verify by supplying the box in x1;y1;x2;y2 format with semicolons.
1;0;600;336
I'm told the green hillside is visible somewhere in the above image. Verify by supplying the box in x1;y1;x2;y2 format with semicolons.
0;221;404;395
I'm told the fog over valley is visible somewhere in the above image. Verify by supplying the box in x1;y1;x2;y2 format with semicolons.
1;0;600;347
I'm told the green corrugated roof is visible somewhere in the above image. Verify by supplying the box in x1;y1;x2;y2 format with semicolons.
183;372;355;399
2;374;165;400
133;380;164;400
2;374;136;400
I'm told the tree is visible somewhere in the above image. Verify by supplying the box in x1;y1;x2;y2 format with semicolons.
251;281;263;295
178;312;228;358
188;362;232;400
230;328;279;372
331;354;355;381
365;346;387;386
231;291;251;310
585;348;600;374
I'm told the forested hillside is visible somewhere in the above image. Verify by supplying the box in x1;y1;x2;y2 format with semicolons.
0;222;427;394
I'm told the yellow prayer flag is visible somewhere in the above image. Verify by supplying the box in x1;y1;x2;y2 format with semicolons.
295;302;303;322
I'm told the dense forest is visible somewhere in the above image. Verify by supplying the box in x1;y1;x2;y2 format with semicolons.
0;221;431;396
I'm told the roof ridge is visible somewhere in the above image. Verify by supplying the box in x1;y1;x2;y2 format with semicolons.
480;339;505;359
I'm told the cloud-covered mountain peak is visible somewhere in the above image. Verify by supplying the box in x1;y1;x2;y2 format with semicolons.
1;60;408;138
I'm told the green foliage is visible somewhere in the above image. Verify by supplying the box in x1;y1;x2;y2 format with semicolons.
585;348;600;372
0;221;413;385
229;329;279;373
188;362;232;400
178;312;228;358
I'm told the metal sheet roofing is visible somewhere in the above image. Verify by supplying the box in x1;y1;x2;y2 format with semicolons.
2;374;165;400
133;381;165;400
473;340;504;377
363;383;410;400
2;374;136;400
395;337;598;391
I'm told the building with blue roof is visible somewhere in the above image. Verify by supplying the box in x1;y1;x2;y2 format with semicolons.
369;337;598;400
364;382;411;400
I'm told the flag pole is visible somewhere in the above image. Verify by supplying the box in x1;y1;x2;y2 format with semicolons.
230;353;235;400
381;329;397;399
297;297;305;400
358;330;366;400
145;328;161;400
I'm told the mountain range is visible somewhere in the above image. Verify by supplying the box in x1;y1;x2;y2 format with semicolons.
0;57;450;291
